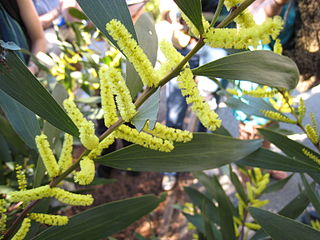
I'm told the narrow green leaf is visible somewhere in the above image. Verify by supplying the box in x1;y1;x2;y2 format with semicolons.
301;174;320;214
193;51;299;89
259;128;320;170
131;88;160;131
230;170;249;202
68;7;88;20
250;207;320;240
174;0;204;34
0;90;40;149
263;174;293;194
126;13;158;98
0;51;78;136
32;195;162;240
184;187;220;224
76;0;137;54
97;133;262;172
238;148;320;172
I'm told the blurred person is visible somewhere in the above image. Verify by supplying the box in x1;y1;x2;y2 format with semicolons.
0;0;46;74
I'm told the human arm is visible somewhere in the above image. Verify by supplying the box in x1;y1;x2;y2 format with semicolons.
17;0;47;74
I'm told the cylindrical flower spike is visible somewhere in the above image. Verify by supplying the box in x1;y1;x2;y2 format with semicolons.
51;187;93;206
274;39;283;55
99;66;118;127
15;164;27;191
63;99;85;127
88;134;116;159
35;134;60;178
298;98;306;123
181;12;210;37
261;110;297;124
74;157;95;185
11;217;31;240
305;124;319;144
143;122;193;143
114;125;174;152
177;68;221;131
104;67;136;122
58;134;73;172
242;87;278;98
79;121;99;150
0;199;7;234
106;19;159;87
29;213;69;226
8;185;52;203
302;148;320;166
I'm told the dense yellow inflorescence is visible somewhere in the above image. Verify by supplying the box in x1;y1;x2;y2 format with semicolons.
29;213;69;226
15;164;27;191
35;134;60;178
177;68;221;131
181;12;210;37
11;218;31;240
0;199;7;236
302;148;320;166
74;157;95;185
261;110;297;123
242;87;278;98
305;124;319;144
58;133;73;172
51;187;94;206
88;134;116;159
106;19;159;87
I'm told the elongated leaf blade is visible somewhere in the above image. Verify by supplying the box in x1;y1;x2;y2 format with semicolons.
0;90;40;149
301;174;320;214
263;174;293;194
126;13;158;98
238;148;320;172
33;195;162;240
174;0;204;34
76;0;137;53
97;133;262;172
230;170;249;202
250;207;320;240
0;51;78;136
193;51;299;89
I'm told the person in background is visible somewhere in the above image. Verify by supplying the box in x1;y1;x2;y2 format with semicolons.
0;0;46;74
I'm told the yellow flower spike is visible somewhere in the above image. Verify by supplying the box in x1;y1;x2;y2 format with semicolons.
79;121;99;150
15;164;27;191
253;168;262;181
310;112;318;134
181;12;210;37
11;217;31;240
58;134;73;172
35;134;60;178
242;87;278;98
88;134;116;159
51;187;93;206
157;40;184;77
234;9;255;28
238;199;246;219
298;98;306;123
8;185;52;203
143;122;193;143
99;66;118;127
29;213;69;226
274;39;283;55
246;182;254;201
251;199;269;208
226;88;239;96
106;19;159;87
0;199;7;234
63;99;85;127
106;67;136;122
302;148;320;166
114;125;174;152
305;124;319;144
245;222;261;230
177;68;221;131
261;110;296;124
73;157;95;185
311;220;320;231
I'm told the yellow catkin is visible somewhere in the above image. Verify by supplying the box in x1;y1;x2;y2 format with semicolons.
15;165;27;191
63;99;85;127
29;213;69;226
79;121;99;150
106;19;159;87
298;98;306;123
204;16;283;49
181;12;210;37
234;9;256;28
261;110;296;123
246;182;254;201
88;134;116;159
251;199;269;208
35;134;60;178
311;220;320;231
11;218;31;240
51;187;93;206
242;87;278;98
143;122;193;143
8;185;52;203
99;66;118;127
114;125;174;152
305;124;319;144
274;39;283;54
157;40;185;77
177;68;221;131
73;157;95;185
105;67;136;122
245;222;261;230
58;134;73;172
0;199;7;234
226;88;239;96
302;148;320;166
310;112;318;134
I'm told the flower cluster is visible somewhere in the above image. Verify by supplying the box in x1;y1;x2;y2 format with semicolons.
29;213;69;226
273;39;283;54
305;124;319;144
58;134;73;172
242;87;278;98
298;98;306;123
177;68;221;131
302;148;320;166
181;12;210;37
15;164;27;191
106;19;159;87
74;157;95;185
88;134;116;159
261;110;296;123
11;218;31;240
0;199;7;236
